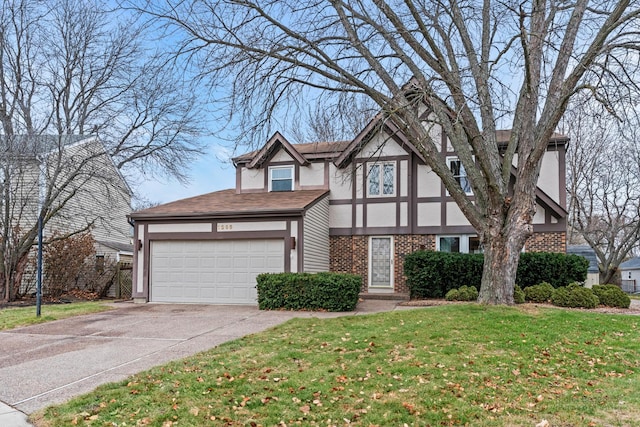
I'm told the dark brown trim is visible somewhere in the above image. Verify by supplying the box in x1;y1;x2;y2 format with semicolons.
324;160;330;189
132;208;311;221
411;154;418;234
148;230;288;240
142;223;150;300
131;223;142;298
248;131;309;169
532;221;567;233
284;222;291;272
351;163;357;235
297;219;304;272
263;166;268;190
331;226;413;236
329;220;567;236
558;146;567;209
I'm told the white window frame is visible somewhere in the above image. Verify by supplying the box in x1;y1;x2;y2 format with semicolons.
366;161;396;197
436;235;482;254
446;156;472;195
268;166;294;192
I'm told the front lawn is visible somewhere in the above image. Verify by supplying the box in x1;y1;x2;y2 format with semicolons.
34;304;640;426
0;302;112;331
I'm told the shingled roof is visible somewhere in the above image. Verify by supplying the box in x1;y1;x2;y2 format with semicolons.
130;189;329;220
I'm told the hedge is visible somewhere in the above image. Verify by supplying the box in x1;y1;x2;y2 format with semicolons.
404;250;588;299
404;251;483;298
517;252;588;288
256;272;361;311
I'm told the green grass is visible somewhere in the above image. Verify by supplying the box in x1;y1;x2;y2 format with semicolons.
0;302;112;331
34;304;640;426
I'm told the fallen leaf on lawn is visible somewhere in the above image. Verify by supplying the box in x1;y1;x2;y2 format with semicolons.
535;420;550;427
300;405;311;414
189;407;199;416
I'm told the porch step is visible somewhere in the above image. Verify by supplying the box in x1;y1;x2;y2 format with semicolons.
359;292;410;301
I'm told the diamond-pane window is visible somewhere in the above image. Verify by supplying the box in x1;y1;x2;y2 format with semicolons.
383;163;394;195
448;158;472;194
368;164;380;195
367;162;395;196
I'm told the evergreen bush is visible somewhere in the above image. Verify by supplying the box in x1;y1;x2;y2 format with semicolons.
551;285;599;309
445;288;460;301
445;285;478;301
592;284;631;308
524;282;555;303
517;253;588;288
514;285;525;304
404;250;588;300
256;272;361;311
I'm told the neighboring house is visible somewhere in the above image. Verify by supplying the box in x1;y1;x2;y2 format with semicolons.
619;258;640;294
3;135;133;269
130;117;567;304
567;245;599;288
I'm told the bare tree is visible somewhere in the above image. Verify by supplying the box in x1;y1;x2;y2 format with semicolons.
0;0;204;301
566;98;640;284
141;0;640;304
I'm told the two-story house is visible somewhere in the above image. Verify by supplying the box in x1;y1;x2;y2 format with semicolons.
4;135;133;264
129;116;567;304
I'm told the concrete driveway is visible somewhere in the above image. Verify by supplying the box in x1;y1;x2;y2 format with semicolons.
0;300;400;416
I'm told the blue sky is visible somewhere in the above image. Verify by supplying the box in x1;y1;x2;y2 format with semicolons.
135;142;237;206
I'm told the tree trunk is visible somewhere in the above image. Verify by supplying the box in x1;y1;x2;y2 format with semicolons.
478;224;529;305
600;268;617;286
0;251;31;303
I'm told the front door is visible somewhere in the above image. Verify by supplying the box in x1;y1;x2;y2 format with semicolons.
369;236;393;290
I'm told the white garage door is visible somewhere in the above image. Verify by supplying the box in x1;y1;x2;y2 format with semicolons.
150;239;284;304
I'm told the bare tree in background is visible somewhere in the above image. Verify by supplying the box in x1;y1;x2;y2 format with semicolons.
140;0;640;304
566;98;640;284
0;0;204;301
289;95;377;144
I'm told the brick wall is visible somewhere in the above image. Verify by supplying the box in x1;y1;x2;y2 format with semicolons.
330;235;368;292
329;234;435;293
525;231;566;253
330;232;565;294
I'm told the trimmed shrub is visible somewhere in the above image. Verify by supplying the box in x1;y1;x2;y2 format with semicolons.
458;285;479;301
514;286;525;304
592;284;631;309
517;252;588;288
445;289;460;301
524;282;555;303
445;285;478;302
404;251;483;298
551;285;599;309
256;272;361;311
404;250;588;300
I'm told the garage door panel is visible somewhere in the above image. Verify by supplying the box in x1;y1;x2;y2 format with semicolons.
150;239;284;304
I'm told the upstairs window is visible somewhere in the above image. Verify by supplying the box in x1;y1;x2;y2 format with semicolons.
367;162;395;197
447;157;472;194
269;166;293;191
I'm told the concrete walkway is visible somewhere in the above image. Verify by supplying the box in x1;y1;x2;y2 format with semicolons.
0;299;405;426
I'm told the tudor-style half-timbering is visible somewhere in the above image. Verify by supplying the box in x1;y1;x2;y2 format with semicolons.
130;117;568;303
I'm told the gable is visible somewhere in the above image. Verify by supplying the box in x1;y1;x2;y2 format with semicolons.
245;132;308;169
358;132;411;158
